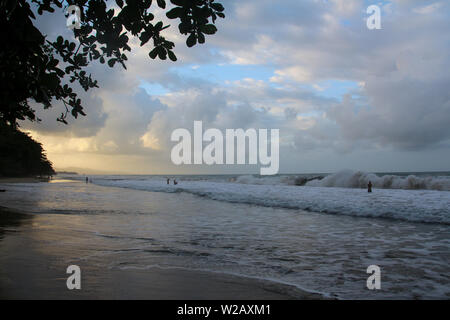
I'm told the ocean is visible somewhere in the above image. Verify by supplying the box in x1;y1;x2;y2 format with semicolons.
1;170;449;299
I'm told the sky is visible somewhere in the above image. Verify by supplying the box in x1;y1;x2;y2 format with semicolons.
22;0;450;174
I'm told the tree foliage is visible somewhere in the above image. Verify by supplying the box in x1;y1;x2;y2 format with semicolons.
0;123;55;177
0;0;225;127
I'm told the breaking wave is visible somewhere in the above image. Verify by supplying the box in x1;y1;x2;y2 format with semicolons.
90;176;450;225
305;170;450;191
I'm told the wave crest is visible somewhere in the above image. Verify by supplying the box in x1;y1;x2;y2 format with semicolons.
305;170;450;191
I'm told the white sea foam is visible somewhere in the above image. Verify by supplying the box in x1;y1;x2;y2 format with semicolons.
305;170;450;191
92;177;450;224
175;170;450;191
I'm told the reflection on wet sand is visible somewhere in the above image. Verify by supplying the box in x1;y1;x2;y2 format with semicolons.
0;206;33;240
0;207;310;299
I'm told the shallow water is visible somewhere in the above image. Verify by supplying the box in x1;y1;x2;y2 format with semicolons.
0;178;449;299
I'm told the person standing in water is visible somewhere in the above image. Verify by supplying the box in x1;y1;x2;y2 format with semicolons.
167;178;170;184
368;181;372;193
173;179;178;185
86;177;89;184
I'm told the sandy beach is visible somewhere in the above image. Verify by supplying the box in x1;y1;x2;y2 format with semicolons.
0;206;320;300
0;177;47;184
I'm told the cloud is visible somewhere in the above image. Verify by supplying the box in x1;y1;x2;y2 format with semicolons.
21;0;450;173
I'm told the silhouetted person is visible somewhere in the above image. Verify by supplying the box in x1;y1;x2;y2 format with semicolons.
368;181;372;193
86;177;88;184
173;179;178;185
167;178;170;184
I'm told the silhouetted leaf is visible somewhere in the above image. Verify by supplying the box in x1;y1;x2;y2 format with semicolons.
198;32;205;44
166;7;183;19
167;50;177;61
201;24;217;35
170;0;186;6
186;33;196;47
108;58;116;67
149;47;158;59
157;0;166;9
211;3;224;12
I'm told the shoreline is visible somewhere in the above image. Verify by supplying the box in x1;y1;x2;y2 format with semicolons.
0;206;323;300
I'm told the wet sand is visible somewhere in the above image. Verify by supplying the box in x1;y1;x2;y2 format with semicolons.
0;177;47;184
0;207;321;300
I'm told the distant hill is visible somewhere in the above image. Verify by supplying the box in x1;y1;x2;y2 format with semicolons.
55;167;129;175
55;171;78;175
0;123;55;177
